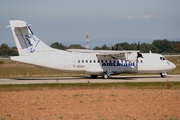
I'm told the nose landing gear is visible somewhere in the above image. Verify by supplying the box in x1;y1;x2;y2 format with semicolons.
160;73;167;78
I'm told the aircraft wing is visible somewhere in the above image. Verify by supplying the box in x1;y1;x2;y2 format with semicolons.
66;49;139;53
95;50;139;60
95;50;139;55
66;49;96;53
66;49;139;60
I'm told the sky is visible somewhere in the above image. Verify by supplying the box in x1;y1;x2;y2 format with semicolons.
0;0;180;48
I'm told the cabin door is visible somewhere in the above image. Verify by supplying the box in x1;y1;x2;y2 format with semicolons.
137;58;144;71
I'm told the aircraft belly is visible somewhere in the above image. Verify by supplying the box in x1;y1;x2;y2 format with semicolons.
86;67;104;75
102;65;136;71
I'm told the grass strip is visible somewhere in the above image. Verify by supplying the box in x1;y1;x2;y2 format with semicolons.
0;82;180;91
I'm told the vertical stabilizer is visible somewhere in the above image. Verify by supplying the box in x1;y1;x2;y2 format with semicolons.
8;20;54;56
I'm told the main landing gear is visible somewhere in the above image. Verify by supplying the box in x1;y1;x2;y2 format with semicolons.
90;73;110;79
160;73;167;78
90;74;110;79
102;70;112;79
91;75;98;78
102;73;110;79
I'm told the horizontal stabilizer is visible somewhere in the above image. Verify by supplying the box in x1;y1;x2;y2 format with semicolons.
8;20;31;28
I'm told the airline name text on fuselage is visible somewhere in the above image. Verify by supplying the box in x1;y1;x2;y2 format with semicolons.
102;62;135;66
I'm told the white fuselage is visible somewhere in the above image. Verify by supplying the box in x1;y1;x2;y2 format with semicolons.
8;20;176;78
10;49;176;76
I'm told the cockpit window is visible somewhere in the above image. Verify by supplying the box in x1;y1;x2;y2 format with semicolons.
160;57;166;61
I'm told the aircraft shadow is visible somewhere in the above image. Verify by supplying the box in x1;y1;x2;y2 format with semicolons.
13;75;164;81
109;76;161;80
13;77;88;81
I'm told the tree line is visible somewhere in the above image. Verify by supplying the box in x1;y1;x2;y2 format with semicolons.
50;39;180;54
0;43;18;57
0;39;180;57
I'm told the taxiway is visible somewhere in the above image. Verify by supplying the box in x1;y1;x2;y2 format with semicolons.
0;75;180;84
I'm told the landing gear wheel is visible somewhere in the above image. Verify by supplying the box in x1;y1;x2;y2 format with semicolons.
160;73;167;78
103;74;109;79
91;75;98;78
161;75;166;78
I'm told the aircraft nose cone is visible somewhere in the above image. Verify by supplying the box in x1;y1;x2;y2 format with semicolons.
172;63;176;70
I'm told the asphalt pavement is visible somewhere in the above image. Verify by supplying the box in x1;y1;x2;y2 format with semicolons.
0;75;180;84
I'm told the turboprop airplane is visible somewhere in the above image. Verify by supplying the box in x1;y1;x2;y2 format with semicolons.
7;20;176;79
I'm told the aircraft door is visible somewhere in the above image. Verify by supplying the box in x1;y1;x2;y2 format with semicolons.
64;59;70;69
137;58;144;71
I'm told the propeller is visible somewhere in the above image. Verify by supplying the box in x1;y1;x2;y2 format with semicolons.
111;44;119;50
137;41;143;58
137;52;143;58
137;41;140;50
111;45;115;50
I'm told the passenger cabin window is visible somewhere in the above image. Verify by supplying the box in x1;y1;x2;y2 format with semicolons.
82;60;84;63
90;60;92;63
86;60;88;63
78;60;80;63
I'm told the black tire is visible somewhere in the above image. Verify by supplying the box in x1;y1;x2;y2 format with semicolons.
102;74;109;79
91;75;98;78
160;73;166;78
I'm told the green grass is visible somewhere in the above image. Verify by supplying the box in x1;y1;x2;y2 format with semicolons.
0;59;87;78
0;55;179;78
165;55;180;74
0;82;180;91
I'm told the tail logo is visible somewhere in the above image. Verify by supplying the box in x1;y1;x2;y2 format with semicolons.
25;34;40;53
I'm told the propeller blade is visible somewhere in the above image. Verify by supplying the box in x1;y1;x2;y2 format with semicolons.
137;41;140;50
111;45;114;50
115;44;119;50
